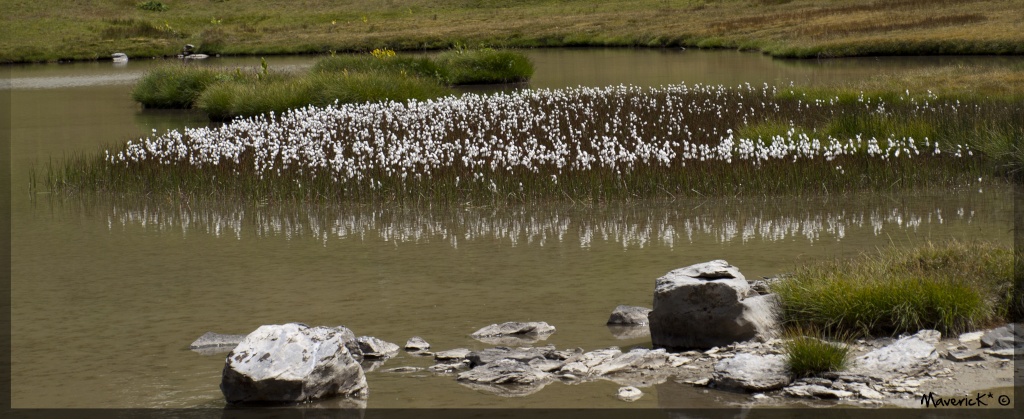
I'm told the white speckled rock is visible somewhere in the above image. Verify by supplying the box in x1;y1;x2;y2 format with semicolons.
712;353;791;392
221;323;367;404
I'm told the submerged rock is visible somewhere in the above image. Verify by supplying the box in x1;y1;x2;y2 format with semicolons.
607;305;652;325
220;323;367;404
616;386;643;402
190;332;248;355
649;260;779;350
712;353;791;392
607;325;651;340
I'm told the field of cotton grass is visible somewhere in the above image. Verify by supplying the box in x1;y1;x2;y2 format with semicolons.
43;82;1019;205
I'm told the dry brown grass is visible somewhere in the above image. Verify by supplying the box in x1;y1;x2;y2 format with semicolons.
2;0;1022;62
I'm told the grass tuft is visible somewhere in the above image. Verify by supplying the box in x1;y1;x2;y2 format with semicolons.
131;64;228;109
783;328;851;378
773;240;1014;337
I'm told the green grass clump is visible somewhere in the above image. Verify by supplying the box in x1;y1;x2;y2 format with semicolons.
136;1;169;12
131;65;227;109
431;48;534;85
135;49;528;119
311;54;441;79
773;240;1014;337
312;48;533;85
195;70;452;121
784;330;851;378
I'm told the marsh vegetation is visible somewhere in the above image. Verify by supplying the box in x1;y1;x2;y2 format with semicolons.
131;49;532;120
43;81;1020;207
773;240;1016;337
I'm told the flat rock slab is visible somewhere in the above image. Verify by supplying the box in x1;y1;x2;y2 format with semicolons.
981;324;1022;350
221;323;367;404
958;331;984;344
434;348;472;362
467;345;556;367
471;322;556;338
784;384;854;399
607;305;652;325
457;358;553;386
945;349;985;362
848;336;938;381
712;353;791;392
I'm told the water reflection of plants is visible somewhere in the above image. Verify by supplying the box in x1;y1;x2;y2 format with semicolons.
46;83;1018;204
93;190;1007;250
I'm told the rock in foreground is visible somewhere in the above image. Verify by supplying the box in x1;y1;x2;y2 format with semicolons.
847;334;938;381
649;260;778;350
221;323;367;404
712;353;791;392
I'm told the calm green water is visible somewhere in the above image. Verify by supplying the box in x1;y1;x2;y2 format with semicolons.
6;49;1018;408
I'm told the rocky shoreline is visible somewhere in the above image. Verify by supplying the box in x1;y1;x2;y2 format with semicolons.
191;260;1020;408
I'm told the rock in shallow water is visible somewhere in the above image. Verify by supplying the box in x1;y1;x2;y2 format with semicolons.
220;323;367;404
356;336;400;359
456;358;554;392
616;386;643;402
405;336;430;352
470;322;557;346
649;260;778;350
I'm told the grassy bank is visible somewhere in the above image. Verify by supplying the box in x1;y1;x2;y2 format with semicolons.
133;48;531;119
40;82;1019;205
773;240;1015;337
3;0;1023;63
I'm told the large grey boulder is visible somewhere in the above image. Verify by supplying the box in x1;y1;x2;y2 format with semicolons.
712;353;791;392
221;323;367;404
649;260;779;350
848;335;938;381
607;305;652;325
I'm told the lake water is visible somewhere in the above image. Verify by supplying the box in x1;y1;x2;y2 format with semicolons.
6;49;1018;408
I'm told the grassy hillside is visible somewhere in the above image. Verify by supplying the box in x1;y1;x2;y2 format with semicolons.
3;0;1023;63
